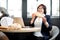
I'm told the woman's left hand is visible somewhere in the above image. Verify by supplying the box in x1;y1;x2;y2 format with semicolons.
42;17;49;28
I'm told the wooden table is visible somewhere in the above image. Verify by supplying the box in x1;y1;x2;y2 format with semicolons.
0;26;41;33
0;26;41;40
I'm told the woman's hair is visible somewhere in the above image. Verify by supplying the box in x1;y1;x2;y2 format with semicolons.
37;4;46;14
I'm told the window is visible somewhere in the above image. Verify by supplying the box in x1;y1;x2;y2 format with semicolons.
52;0;59;17
27;0;50;18
0;0;7;9
27;0;37;18
27;0;59;18
8;0;22;17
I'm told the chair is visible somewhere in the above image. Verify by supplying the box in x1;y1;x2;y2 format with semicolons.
49;26;59;40
0;32;9;40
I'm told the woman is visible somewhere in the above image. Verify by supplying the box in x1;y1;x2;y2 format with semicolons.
30;4;52;40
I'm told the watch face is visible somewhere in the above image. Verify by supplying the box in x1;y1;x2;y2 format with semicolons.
1;17;13;27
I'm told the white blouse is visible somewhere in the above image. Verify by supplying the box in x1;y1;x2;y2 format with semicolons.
34;17;43;37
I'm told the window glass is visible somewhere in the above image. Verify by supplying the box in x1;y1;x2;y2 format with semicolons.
27;0;50;18
0;0;7;9
52;0;59;16
8;0;22;17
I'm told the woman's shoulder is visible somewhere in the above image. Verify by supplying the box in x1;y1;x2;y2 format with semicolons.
45;15;50;18
45;15;51;20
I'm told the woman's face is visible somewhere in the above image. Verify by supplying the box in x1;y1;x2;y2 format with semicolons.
37;6;44;13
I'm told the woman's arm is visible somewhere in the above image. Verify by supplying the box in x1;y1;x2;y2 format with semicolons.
42;17;49;28
42;15;52;31
30;13;35;24
34;12;49;27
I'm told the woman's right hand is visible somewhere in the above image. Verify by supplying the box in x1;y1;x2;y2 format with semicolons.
32;13;36;17
30;13;35;24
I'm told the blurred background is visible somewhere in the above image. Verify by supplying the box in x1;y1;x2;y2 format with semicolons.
0;0;60;40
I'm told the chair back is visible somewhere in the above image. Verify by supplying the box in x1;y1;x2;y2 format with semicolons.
0;32;9;40
49;26;59;40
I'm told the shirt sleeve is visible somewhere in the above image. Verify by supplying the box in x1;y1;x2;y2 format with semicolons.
46;15;52;31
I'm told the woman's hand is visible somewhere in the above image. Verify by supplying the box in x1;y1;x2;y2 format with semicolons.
32;13;36;17
42;17;49;28
35;12;44;18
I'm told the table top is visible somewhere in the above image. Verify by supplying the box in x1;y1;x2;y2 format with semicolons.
0;26;41;33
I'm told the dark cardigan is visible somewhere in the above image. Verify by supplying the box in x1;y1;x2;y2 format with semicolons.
41;15;52;36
